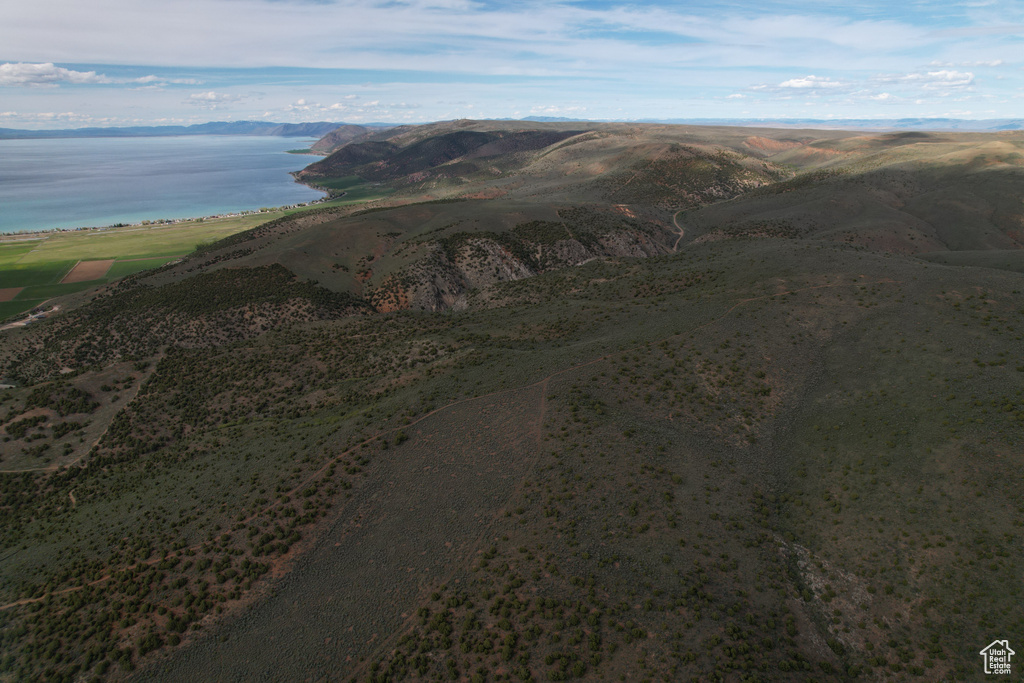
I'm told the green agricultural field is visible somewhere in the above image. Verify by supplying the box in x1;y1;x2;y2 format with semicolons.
11;215;287;264
0;204;353;320
0;261;76;289
0;300;35;320
0;242;38;266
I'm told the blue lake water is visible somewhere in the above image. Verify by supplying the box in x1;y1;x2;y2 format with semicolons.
0;136;326;234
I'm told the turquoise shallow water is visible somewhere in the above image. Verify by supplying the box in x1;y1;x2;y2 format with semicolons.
0;136;325;234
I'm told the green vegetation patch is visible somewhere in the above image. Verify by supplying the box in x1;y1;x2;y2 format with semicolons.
0;261;75;289
0;300;38;321
16;219;278;265
15;280;106;300
512;220;571;244
25;382;100;416
105;264;369;318
0;242;37;266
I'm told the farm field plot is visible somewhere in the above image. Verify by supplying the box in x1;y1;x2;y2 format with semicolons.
0;300;34;320
0;261;75;289
9;218;277;264
0;243;36;266
0;217;283;320
60;259;115;283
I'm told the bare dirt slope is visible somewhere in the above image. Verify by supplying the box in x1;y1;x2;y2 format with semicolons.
143;388;545;681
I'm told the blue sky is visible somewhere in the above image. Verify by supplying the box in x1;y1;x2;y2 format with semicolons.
0;0;1022;128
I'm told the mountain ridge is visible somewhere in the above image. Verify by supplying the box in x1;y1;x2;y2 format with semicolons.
0;121;372;140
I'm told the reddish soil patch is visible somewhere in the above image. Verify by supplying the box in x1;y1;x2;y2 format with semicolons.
743;136;806;154
374;287;410;313
60;260;114;284
0;288;22;302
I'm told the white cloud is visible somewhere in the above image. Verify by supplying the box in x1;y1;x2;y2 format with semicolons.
529;105;586;115
0;62;111;87
188;91;242;102
879;70;975;89
133;75;202;85
930;59;1003;68
24;111;98;124
779;75;844;89
186;91;246;109
0;63;205;91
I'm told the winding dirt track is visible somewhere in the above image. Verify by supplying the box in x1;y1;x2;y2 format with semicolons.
672;209;686;251
0;360;153;475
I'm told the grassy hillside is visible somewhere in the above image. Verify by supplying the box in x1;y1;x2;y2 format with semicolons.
0;121;1021;683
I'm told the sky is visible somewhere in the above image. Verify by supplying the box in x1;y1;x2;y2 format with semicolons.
0;0;1022;128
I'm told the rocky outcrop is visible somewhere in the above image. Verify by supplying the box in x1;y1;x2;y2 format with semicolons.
369;215;672;312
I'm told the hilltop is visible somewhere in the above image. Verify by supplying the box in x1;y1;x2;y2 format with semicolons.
0;120;1021;682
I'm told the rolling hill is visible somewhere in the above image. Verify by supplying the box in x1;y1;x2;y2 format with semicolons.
0;120;1021;683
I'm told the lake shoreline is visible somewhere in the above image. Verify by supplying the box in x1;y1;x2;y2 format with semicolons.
0;136;327;236
0;194;331;242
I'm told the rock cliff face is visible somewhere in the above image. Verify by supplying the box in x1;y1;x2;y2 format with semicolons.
369;214;671;311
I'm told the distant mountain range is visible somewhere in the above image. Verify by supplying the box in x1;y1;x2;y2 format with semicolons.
0;121;384;140
522;116;1024;131
4;118;1022;141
